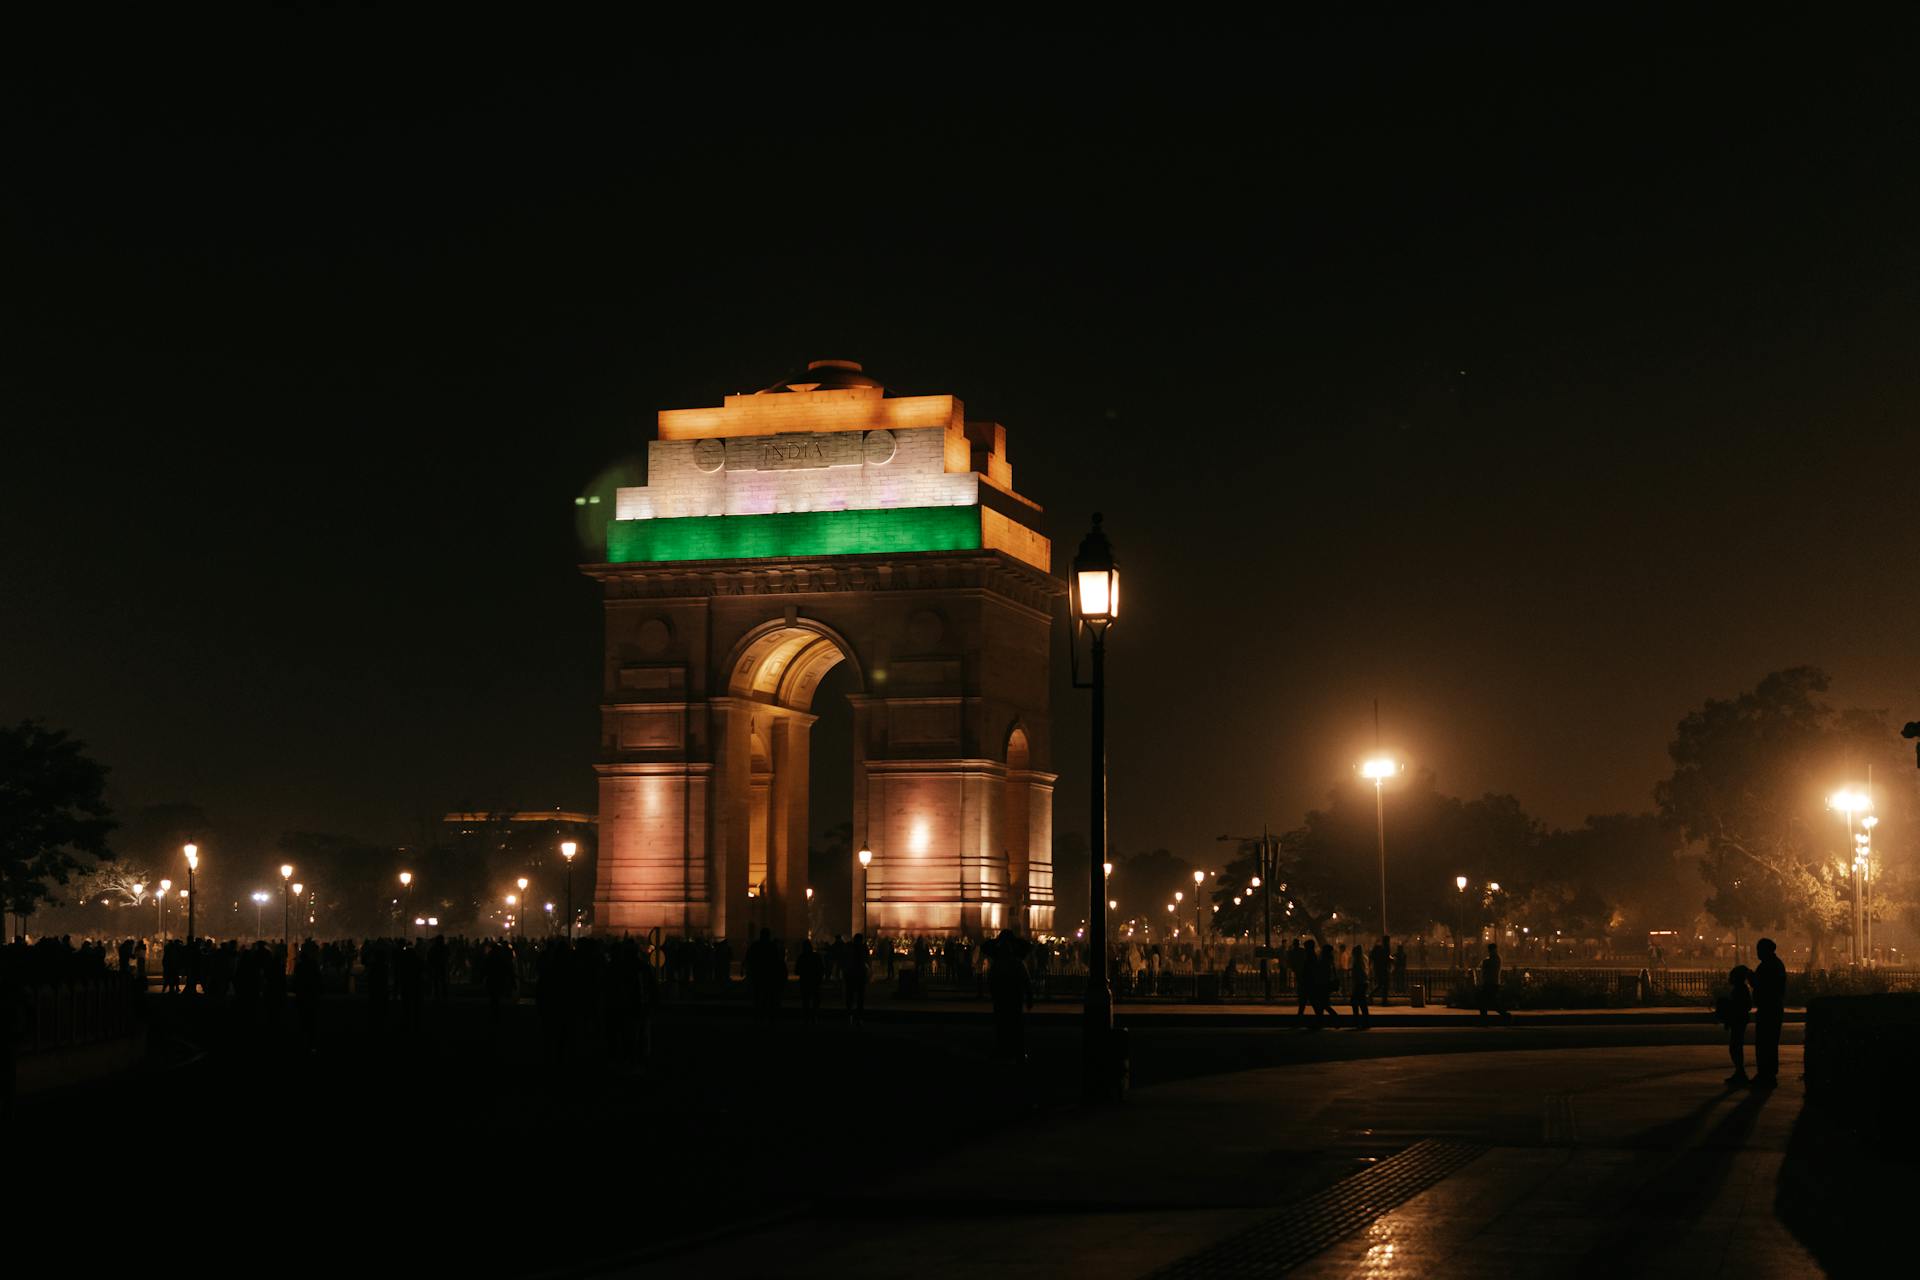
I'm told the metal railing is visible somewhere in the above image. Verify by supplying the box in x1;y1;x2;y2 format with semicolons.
8;976;145;1055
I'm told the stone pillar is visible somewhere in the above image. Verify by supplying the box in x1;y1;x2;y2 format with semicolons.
769;710;814;942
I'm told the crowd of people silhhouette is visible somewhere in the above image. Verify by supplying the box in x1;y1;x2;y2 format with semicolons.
5;919;1802;1099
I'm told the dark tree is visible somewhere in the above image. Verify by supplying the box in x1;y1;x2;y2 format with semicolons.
0;721;117;937
1655;667;1913;968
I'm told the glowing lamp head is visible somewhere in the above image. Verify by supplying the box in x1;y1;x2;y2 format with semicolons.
1166;903;1175;913
805;887;814;900
399;871;412;887
516;877;529;891
1174;891;1184;903
858;848;872;868
1489;881;1501;893
1193;870;1206;887
133;882;145;896
1829;788;1872;815
1070;512;1119;629
560;841;577;862
280;864;293;881
1862;815;1880;829
183;843;198;870
1456;875;1469;891
1109;899;1118;910
1102;861;1113;878
291;883;302;896
505;894;518;907
1361;757;1398;782
160;879;172;893
1250;876;1261;889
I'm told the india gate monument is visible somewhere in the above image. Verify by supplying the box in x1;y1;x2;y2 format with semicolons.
586;360;1061;942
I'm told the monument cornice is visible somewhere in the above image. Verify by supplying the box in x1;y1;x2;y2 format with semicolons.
586;548;1063;616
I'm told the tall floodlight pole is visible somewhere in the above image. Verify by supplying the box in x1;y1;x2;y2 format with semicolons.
1828;787;1870;966
1360;757;1399;938
1070;513;1119;1101
560;841;578;939
399;871;414;937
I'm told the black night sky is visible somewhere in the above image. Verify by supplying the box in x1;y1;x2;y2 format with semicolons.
7;14;1919;877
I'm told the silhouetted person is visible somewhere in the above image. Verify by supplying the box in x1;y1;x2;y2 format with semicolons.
1477;943;1511;1023
1290;940;1311;1019
1312;939;1339;1027
1370;935;1390;1001
843;932;869;1024
1752;937;1786;1087
988;930;1033;1059
796;940;822;1025
1349;943;1371;1024
1719;963;1754;1086
292;940;320;1050
484;940;516;1023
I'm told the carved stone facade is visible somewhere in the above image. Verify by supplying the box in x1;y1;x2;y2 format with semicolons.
587;362;1061;940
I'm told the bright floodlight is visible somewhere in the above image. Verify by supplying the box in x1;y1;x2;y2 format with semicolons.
1456;875;1469;891
1489;881;1501;893
291;882;302;896
1829;788;1872;814
1193;870;1206;886
1361;757;1398;781
183;843;199;870
280;864;293;880
517;877;529;891
561;841;578;861
505;894;518;906
1250;876;1261;888
160;878;172;892
133;882;145;896
399;871;412;887
858;848;873;868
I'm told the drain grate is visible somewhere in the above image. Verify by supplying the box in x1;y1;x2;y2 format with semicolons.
1150;1139;1489;1278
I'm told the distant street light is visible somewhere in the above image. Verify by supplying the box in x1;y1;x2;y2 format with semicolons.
251;891;269;938
1455;875;1470;964
158;878;172;939
183;844;199;947
560;841;578;939
279;864;294;957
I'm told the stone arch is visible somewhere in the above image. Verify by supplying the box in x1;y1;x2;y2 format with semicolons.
726;617;865;710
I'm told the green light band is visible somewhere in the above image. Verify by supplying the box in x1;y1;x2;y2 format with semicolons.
607;505;982;563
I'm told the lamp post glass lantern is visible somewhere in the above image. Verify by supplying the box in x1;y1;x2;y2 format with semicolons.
1070;512;1119;1101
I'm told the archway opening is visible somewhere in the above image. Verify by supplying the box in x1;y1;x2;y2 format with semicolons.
727;622;861;942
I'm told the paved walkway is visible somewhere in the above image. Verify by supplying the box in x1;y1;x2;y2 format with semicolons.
613;1044;1842;1278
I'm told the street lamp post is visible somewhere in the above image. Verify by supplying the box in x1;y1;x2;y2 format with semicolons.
279;864;294;957
1455;875;1469;970
1861;814;1878;963
252;891;268;938
1192;870;1207;951
857;847;873;934
560;841;578;939
183;844;199;947
399;871;414;937
1070;512;1119;1100
158;878;172;940
516;878;530;938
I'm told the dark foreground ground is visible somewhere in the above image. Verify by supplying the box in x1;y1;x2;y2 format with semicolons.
9;991;1893;1277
